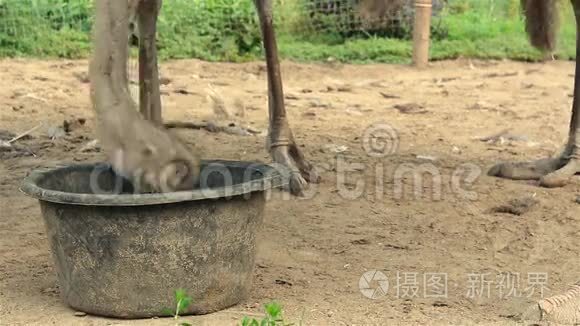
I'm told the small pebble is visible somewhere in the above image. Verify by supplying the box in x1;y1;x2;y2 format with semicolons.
416;155;437;161
74;311;87;317
323;144;348;153
47;126;66;140
0;141;12;151
345;107;363;116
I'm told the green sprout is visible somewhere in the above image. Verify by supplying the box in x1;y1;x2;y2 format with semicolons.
162;289;194;326
240;301;295;326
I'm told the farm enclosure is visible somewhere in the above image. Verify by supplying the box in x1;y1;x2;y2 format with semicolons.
1;0;580;325
0;0;577;62
1;57;580;325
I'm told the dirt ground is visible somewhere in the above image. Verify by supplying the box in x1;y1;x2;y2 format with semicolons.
1;57;579;326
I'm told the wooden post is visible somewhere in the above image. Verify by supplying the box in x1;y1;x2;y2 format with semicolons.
412;0;432;68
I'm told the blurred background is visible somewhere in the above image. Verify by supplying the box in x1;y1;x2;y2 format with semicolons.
0;0;575;63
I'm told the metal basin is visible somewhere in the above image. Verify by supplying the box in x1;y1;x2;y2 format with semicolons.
20;160;288;318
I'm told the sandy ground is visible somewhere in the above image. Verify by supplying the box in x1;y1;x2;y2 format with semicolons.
0;57;579;326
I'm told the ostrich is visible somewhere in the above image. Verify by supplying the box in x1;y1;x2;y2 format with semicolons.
89;0;580;196
90;0;320;196
488;0;580;190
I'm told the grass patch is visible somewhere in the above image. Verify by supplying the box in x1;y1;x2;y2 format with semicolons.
0;0;575;63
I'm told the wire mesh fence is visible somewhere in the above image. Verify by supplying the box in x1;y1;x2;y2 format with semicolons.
0;0;450;58
0;0;573;62
277;0;448;38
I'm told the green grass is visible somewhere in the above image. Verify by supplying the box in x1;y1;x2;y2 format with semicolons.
162;289;297;326
0;0;576;63
278;0;577;64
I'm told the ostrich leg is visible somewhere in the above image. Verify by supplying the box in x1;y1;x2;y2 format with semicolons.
90;0;200;192
253;0;321;195
502;1;580;323
137;0;163;124
489;0;580;187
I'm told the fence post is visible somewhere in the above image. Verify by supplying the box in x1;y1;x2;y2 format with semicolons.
412;0;432;68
